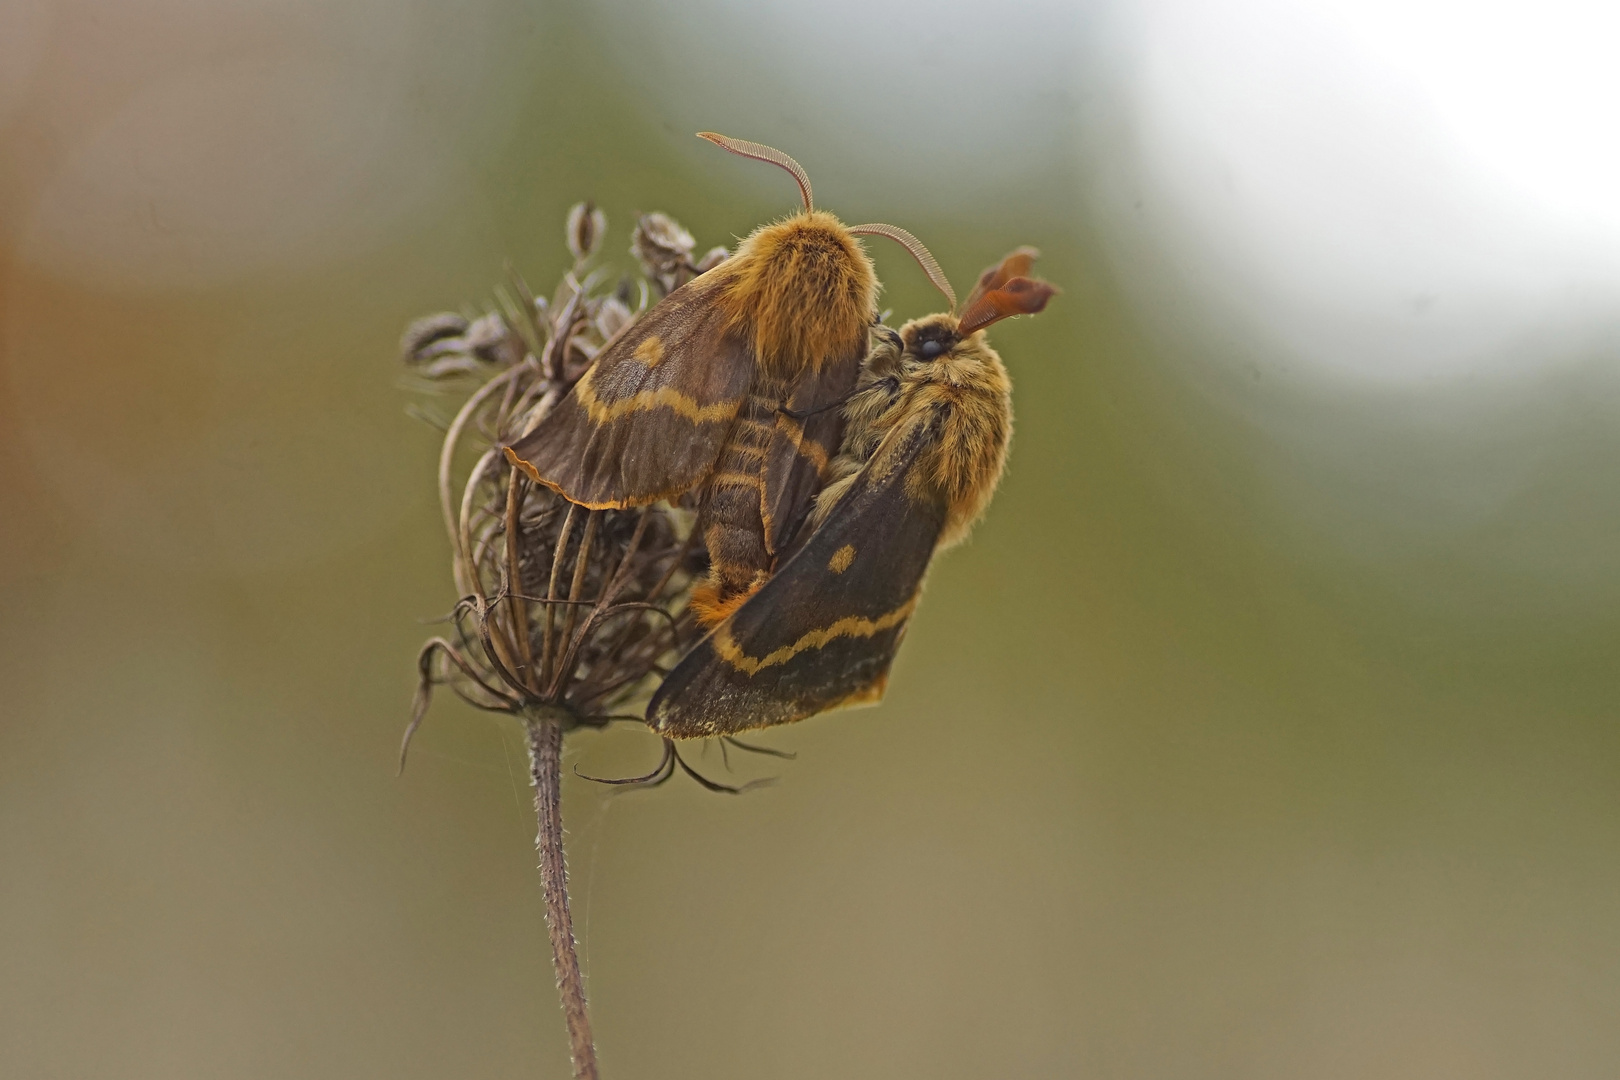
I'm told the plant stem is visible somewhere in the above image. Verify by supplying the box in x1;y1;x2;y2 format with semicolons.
526;717;598;1079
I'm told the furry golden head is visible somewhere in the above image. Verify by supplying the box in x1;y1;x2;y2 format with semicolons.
717;210;877;377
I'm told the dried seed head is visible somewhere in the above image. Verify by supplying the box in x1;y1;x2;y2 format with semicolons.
632;212;696;263
594;295;633;342
400;198;729;769
400;311;518;378
566;201;608;263
463;312;510;363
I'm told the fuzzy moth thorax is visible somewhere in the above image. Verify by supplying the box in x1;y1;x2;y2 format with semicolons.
812;312;1014;543
716;210;877;377
875;313;1014;547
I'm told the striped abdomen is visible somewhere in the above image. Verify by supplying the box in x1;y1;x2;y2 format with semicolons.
689;387;782;624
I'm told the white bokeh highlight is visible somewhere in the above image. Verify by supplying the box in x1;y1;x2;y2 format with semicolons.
585;0;1082;206
1095;0;1620;383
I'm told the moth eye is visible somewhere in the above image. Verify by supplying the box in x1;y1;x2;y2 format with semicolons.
919;339;946;359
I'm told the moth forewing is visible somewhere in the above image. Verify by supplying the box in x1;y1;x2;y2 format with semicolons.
503;270;751;508
647;415;949;737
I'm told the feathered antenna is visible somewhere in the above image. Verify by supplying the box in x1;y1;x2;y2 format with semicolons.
698;132;814;212
695;134;955;311
848;223;957;312
955;246;1057;335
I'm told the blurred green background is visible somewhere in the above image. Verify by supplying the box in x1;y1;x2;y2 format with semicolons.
3;1;1617;1077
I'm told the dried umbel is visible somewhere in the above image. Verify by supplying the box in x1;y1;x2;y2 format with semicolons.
402;192;1049;1079
566;200;607;264
401;269;700;746
400;202;732;1080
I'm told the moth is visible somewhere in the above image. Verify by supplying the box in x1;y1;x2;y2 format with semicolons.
647;248;1057;736
503;134;952;627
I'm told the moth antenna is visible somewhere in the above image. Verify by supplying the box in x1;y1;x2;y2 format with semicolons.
697;132;814;212
848;224;957;311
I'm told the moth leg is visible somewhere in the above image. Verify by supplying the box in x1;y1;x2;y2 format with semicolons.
670;743;775;794
777;386;857;421
721;735;797;760
574;738;677;787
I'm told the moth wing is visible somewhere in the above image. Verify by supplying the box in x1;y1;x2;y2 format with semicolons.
504;271;752;508
649;411;947;737
760;349;862;555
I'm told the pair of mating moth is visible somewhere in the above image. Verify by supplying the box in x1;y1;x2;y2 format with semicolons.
505;134;1054;739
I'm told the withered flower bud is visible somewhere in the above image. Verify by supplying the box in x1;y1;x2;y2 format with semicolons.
463;312;510;363
399;312;520;378
631;212;698;296
400;312;469;364
594;295;633;343
565;200;607;264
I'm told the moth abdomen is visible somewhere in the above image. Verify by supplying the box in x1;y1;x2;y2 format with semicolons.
690;389;781;626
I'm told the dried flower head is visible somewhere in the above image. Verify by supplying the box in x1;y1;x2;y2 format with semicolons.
400;231;711;765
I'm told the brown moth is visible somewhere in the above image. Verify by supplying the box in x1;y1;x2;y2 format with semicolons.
648;249;1057;736
503;134;952;627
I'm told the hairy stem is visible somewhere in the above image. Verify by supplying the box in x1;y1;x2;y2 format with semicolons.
526;718;598;1079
